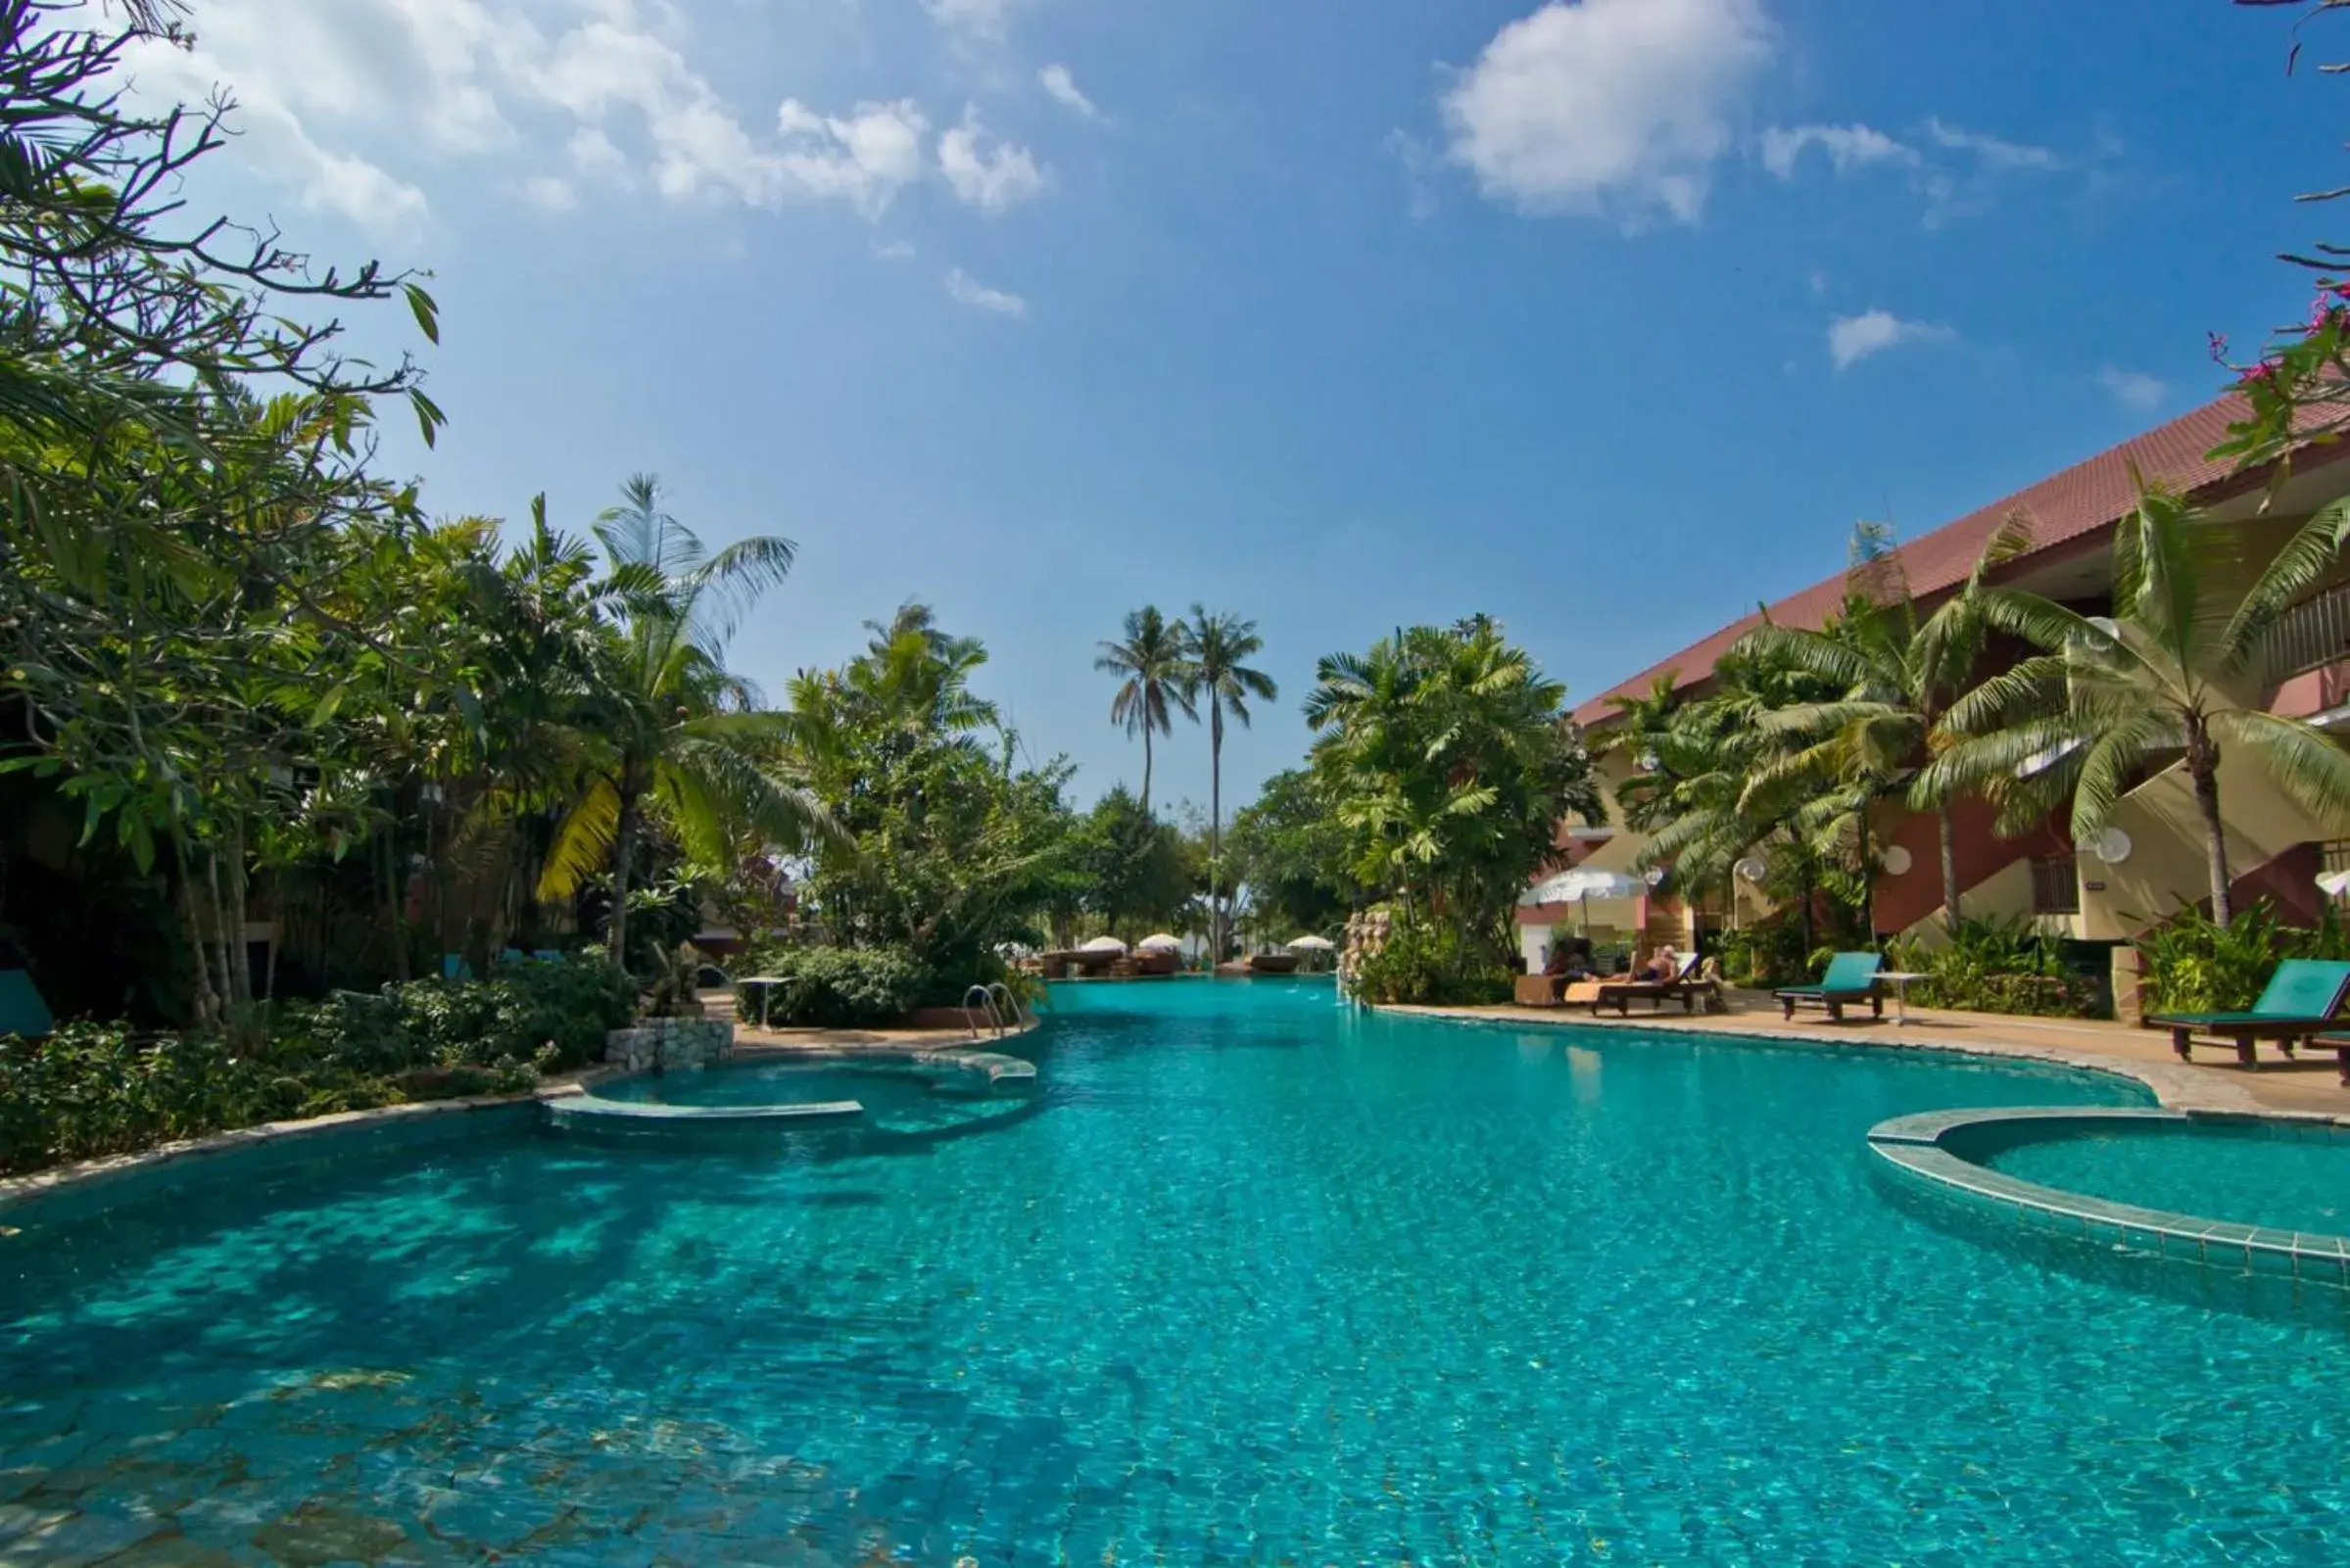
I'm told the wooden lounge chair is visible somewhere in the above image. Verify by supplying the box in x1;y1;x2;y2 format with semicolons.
1776;952;1884;1022
1587;955;1705;1017
2148;959;2350;1069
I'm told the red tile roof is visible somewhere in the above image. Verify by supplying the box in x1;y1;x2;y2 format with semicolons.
1570;394;2272;727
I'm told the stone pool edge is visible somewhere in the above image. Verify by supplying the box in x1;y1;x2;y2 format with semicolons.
1380;1003;2296;1120
0;1017;1045;1213
1865;1105;2350;1289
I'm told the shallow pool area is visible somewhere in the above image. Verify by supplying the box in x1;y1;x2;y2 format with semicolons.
1981;1116;2350;1238
8;980;2350;1562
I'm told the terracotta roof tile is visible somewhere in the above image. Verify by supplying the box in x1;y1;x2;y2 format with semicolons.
1571;395;2267;727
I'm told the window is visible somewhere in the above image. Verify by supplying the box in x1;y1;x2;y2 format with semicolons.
2030;854;2080;916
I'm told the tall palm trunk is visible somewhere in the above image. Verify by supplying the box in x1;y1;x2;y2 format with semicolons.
608;784;642;968
2187;729;2232;927
1855;807;1874;940
1140;728;1154;819
1937;805;1961;935
1209;702;1223;962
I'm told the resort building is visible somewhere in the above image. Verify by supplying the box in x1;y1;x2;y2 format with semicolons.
1523;394;2350;972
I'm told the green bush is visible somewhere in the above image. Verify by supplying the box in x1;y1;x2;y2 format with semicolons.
0;957;638;1177
2135;898;2350;1015
1350;917;1511;1007
1715;920;1812;989
1884;916;2104;1020
735;945;930;1028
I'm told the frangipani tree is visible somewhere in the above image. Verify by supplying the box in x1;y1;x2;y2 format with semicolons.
1919;487;2350;927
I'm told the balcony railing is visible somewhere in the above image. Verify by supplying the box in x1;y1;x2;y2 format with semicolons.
2262;582;2350;683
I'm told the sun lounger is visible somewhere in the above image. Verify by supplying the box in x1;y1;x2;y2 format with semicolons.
1775;952;1884;1022
1585;955;1707;1017
2148;959;2350;1069
0;970;54;1039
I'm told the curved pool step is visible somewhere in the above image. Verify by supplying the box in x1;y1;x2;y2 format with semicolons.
544;1095;865;1136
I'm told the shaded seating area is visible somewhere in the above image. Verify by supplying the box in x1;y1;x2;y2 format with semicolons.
1775;952;1884;1023
2149;959;2350;1069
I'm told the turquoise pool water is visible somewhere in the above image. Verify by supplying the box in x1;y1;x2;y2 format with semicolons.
5;980;2350;1562
1985;1119;2350;1237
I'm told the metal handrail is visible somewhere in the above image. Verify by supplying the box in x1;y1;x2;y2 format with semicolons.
986;981;1019;1034
960;984;998;1040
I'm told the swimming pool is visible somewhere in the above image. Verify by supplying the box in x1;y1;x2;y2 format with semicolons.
5;979;2350;1562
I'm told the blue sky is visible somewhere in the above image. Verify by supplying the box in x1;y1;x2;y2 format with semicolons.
128;0;2348;818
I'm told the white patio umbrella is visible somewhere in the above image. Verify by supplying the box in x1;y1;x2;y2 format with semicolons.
1079;935;1129;954
1519;867;1646;935
1285;934;1337;950
1136;933;1183;952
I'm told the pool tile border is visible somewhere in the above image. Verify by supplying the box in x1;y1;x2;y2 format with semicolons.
1865;1106;2350;1291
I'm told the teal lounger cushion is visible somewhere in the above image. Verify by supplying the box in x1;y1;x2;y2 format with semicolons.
2152;959;2350;1024
1779;952;1883;996
0;969;54;1039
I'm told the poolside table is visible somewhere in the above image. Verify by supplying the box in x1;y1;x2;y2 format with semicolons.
737;975;789;1029
1876;972;1929;1026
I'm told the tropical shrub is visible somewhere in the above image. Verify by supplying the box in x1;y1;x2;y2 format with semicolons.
2135;898;2350;1015
735;945;930;1027
1349;917;1512;1007
1714;919;1813;989
0;960;638;1176
1884;916;2104;1020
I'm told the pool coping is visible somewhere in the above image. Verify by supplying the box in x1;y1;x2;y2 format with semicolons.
1864;1105;2350;1287
0;1018;1044;1212
1380;1002;2310;1120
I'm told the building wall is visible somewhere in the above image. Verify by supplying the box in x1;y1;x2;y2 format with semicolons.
2077;747;2323;939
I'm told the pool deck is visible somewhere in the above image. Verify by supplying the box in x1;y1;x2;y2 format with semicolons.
1389;993;2350;1122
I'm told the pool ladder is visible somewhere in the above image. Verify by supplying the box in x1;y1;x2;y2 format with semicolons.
961;982;1021;1040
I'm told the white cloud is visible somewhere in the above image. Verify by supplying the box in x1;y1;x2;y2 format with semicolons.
1828;309;1955;371
121;30;430;241
873;239;917;261
944;267;1026;315
1923;118;2057;172
111;0;989;235
2096;367;2167;412
1038;64;1100;120
520;174;579;213
924;0;1014;39
1807;267;1828;298
938;108;1046;215
774;98;930;216
1441;0;1773;224
1758;122;1915;180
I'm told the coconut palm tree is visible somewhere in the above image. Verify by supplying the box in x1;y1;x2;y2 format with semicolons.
1920;487;2350;927
1183;605;1278;962
539;475;831;967
1731;520;2026;934
1095;605;1195;817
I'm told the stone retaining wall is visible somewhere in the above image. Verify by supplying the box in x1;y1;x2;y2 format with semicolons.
604;1017;734;1073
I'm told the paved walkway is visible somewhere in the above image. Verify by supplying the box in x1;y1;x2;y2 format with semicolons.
1389;992;2350;1121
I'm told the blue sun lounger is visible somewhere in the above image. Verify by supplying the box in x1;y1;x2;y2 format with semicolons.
0;970;53;1039
2148;958;2350;1069
1774;952;1884;1023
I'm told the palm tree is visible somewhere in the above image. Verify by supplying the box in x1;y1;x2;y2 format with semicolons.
1095;605;1195;817
1183;605;1277;962
1731;521;2024;935
539;475;831;967
1920;487;2350;927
